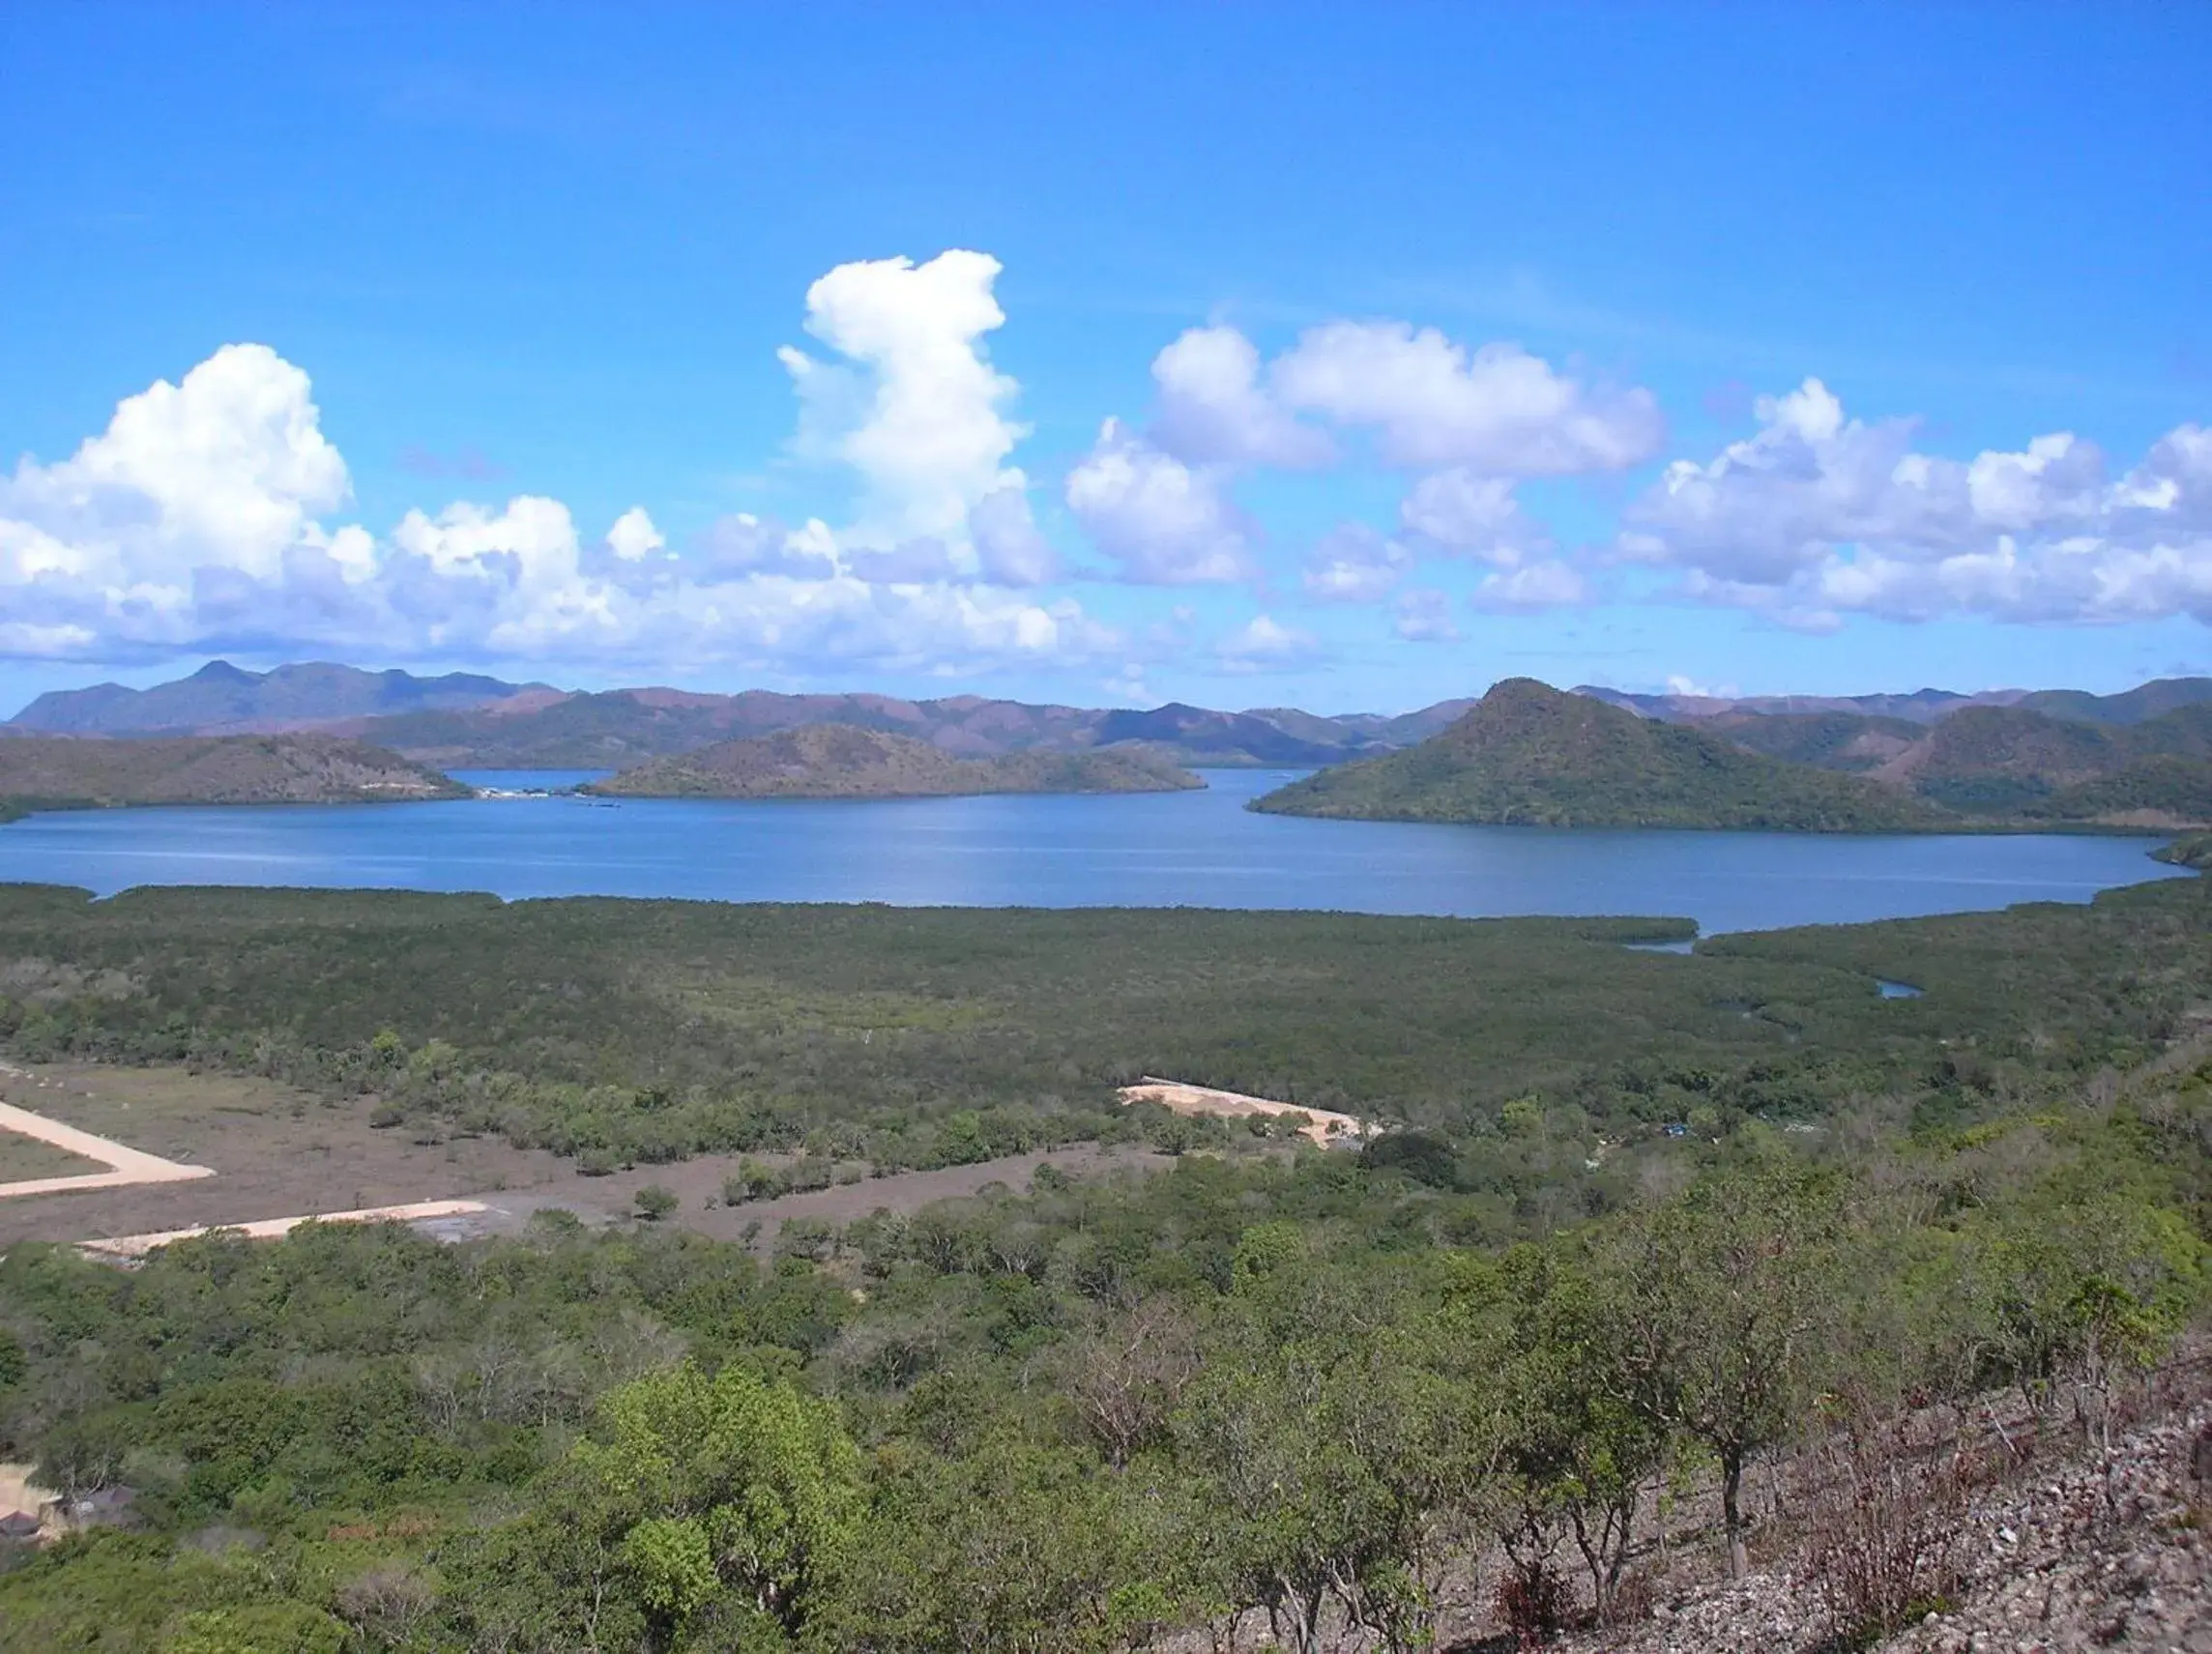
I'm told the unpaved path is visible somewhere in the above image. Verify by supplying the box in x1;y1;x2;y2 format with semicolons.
77;1199;494;1262
1117;1076;1371;1146
0;1077;216;1201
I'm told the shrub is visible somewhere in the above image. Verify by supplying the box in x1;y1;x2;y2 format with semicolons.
1494;1557;1569;1648
634;1185;678;1222
1794;1406;1986;1647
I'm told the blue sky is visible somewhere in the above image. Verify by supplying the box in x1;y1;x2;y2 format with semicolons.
2;3;2208;715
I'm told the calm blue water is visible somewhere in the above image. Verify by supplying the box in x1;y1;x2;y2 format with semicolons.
0;768;2189;934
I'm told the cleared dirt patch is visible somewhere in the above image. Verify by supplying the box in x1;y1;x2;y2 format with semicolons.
0;1063;574;1248
1117;1075;1371;1146
0;1065;217;1200
580;1143;1174;1249
0;1062;1176;1255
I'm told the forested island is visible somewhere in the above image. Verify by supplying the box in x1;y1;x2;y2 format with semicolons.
1252;679;1944;830
583;723;1204;799
1255;678;2212;832
0;733;466;819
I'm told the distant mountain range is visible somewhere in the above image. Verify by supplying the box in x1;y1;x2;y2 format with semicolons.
12;663;2212;808
10;660;543;735
1576;677;2212;727
586;725;1203;799
6;662;1425;769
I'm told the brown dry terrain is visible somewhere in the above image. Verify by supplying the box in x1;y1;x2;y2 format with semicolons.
0;1061;1167;1254
0;731;464;804
0;1130;101;1182
1119;1075;1372;1145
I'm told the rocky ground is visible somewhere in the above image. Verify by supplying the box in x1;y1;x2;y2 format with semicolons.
1550;1398;2211;1654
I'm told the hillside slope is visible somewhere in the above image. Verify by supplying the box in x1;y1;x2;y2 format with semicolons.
585;723;1205;798
0;733;467;809
1873;705;2212;824
1252;680;1942;830
353;687;1376;769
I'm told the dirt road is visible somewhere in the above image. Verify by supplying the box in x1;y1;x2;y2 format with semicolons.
0;1069;216;1200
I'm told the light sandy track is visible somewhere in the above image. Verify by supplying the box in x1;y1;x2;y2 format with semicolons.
0;1096;217;1200
1117;1076;1371;1146
77;1199;493;1261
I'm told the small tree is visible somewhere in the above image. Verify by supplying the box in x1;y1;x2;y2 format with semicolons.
1612;1167;1840;1579
633;1185;678;1222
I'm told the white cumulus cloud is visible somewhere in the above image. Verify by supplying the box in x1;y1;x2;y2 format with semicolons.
0;333;1118;678
1063;418;1258;584
1214;612;1322;673
1391;586;1461;642
1302;523;1412;602
778;248;1032;549
1150;326;1332;468
1398;468;1555;566
1271;322;1665;475
1620;379;2212;626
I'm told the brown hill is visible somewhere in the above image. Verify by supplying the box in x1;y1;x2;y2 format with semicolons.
585;724;1205;799
0;733;467;811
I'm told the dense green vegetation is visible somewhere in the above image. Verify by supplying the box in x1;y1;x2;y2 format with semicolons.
1902;704;2212;823
2156;830;2212;870
585;724;1201;799
0;1066;2203;1651
0;734;464;814
1253;680;1944;830
3;874;2205;1178
1;872;2207;1649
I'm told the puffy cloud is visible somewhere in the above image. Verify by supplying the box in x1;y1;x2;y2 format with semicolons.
605;507;665;563
968;485;1062;587
695;513;838;581
1271;322;1665;474
1621;379;2212;625
1150;326;1332;468
1470;560;1588;612
0;341;1118;677
0;342;350;600
1398;468;1554;566
1214;612;1322;673
777;248;1028;547
1063;418;1258;584
1391;586;1460;642
1302;523;1412;603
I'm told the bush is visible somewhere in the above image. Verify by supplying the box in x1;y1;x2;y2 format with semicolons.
1794;1406;1986;1647
1495;1557;1569;1648
634;1185;678;1222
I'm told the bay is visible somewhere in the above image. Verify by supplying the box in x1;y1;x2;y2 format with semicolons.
0;768;2188;934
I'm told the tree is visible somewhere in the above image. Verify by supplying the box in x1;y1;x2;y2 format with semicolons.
634;1184;679;1222
446;1361;864;1650
1492;1244;1669;1621
1610;1167;1838;1579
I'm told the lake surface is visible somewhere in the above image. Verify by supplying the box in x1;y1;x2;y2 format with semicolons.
0;768;2189;934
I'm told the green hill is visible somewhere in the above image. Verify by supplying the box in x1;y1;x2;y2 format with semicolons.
1880;705;2212;823
1703;710;1925;772
586;723;1205;799
1250;679;1941;831
0;733;467;812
